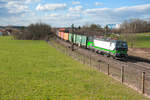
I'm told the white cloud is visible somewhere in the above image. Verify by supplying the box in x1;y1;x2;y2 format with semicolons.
40;12;82;27
0;0;40;26
0;0;39;15
72;1;80;5
95;2;103;6
0;0;40;4
65;13;81;18
25;0;41;4
84;8;109;16
5;1;29;14
47;13;81;19
85;8;109;13
82;3;150;25
36;3;67;11
0;16;31;26
84;4;150;21
49;13;60;17
1;0;150;27
42;12;82;27
69;5;82;12
114;4;150;12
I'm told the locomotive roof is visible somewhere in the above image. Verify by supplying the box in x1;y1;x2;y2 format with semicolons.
94;38;126;43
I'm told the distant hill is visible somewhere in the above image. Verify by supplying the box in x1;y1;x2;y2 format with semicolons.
0;26;5;28
0;26;27;30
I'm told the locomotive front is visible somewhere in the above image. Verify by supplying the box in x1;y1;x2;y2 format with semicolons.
115;41;128;58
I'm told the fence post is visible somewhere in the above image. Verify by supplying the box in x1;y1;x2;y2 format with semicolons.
99;63;100;71
73;52;75;58
71;50;73;57
77;53;79;61
79;53;80;61
89;55;91;66
82;55;84;64
84;55;86;64
75;52;77;59
107;64;110;75
65;47;66;55
75;52;77;60
142;72;145;94
121;66;124;83
68;49;70;56
77;52;79;60
74;52;75;59
76;52;79;61
66;47;67;55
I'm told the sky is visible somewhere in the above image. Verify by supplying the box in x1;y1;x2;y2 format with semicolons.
0;0;150;27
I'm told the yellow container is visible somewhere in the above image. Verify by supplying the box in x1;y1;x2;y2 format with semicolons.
64;33;69;41
61;32;64;39
58;32;61;37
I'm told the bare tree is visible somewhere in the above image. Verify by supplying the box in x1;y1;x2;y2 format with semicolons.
74;24;104;36
12;22;54;40
120;18;150;33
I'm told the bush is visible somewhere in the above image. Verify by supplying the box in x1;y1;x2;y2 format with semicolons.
13;22;54;40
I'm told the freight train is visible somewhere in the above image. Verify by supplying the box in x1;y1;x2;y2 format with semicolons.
56;29;128;59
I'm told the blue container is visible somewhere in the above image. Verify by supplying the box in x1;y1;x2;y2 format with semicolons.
0;32;2;36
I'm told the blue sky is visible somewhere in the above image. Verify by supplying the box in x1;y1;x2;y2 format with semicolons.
0;0;150;27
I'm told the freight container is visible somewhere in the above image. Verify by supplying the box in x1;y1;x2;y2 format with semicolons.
58;32;61;38
73;34;76;43
64;33;69;41
76;34;82;46
56;31;59;37
63;32;65;40
59;28;65;31
81;35;87;46
69;33;72;42
60;32;64;39
0;32;2;36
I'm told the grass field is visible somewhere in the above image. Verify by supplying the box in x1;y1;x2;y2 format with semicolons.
134;33;150;48
120;33;150;48
0;36;149;100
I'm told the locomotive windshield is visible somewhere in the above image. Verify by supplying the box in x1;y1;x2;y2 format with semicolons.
116;41;128;49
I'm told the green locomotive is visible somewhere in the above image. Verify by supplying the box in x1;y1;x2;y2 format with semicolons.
87;38;128;58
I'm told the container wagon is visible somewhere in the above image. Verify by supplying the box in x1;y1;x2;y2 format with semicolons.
64;33;69;41
81;35;87;48
73;34;76;43
68;33;72;42
76;34;82;46
60;32;64;40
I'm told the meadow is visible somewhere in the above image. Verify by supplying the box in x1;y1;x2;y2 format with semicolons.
0;36;149;100
134;33;150;48
120;32;150;48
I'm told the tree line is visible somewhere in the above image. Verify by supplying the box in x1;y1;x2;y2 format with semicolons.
71;18;150;35
120;19;150;33
8;18;150;40
12;22;55;40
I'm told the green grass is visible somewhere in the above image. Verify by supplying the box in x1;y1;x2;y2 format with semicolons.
120;33;150;48
134;33;150;48
0;36;149;100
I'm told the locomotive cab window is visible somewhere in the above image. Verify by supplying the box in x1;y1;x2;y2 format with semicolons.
116;41;128;50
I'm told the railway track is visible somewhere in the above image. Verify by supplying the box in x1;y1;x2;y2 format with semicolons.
56;38;150;73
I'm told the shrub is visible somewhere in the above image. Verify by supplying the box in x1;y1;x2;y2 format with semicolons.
13;22;54;40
